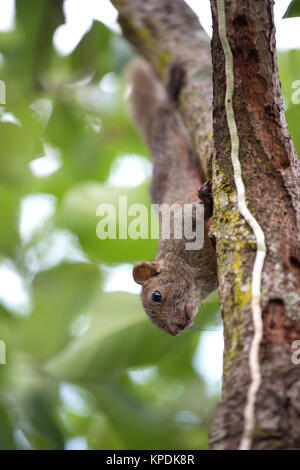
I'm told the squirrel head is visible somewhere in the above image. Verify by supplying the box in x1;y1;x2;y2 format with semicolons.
133;260;199;335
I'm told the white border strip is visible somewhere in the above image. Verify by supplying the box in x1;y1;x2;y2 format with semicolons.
216;0;267;450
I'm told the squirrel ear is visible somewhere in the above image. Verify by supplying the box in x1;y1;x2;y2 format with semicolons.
133;262;161;285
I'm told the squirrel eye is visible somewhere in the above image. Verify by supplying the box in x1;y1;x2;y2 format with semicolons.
152;290;162;303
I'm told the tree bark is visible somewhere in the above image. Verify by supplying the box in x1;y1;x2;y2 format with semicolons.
209;0;300;449
111;0;300;450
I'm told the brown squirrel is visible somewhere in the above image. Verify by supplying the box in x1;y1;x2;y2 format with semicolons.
128;59;218;336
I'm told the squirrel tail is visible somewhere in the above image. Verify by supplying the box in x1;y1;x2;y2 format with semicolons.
126;58;167;136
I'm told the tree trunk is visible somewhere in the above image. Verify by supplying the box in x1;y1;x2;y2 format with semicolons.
210;0;300;449
111;0;300;450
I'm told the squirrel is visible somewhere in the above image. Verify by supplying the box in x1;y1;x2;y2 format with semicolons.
128;59;218;336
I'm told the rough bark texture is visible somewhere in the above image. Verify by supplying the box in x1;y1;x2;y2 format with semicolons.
112;0;300;450
210;0;300;449
110;0;213;180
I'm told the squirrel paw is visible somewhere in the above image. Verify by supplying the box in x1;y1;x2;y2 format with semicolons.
167;62;185;105
198;180;213;220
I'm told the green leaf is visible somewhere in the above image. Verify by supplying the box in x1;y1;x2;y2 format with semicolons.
0;406;15;449
283;0;300;18
13;0;64;97
88;384;184;450
16;263;101;359
19;390;64;450
70;20;133;79
70;21;112;79
277;49;300;156
0;187;21;257
0;121;42;184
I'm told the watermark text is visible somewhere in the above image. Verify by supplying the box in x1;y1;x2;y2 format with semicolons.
0;80;6;105
96;196;205;250
0;340;6;365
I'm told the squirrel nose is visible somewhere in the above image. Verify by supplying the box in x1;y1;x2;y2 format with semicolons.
168;323;182;336
168;317;193;336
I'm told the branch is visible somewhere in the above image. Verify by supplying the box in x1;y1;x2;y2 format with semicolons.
110;0;213;179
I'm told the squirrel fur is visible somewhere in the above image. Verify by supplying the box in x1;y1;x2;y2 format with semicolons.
128;59;218;336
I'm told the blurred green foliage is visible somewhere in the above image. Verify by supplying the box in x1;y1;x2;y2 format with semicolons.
0;0;299;450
